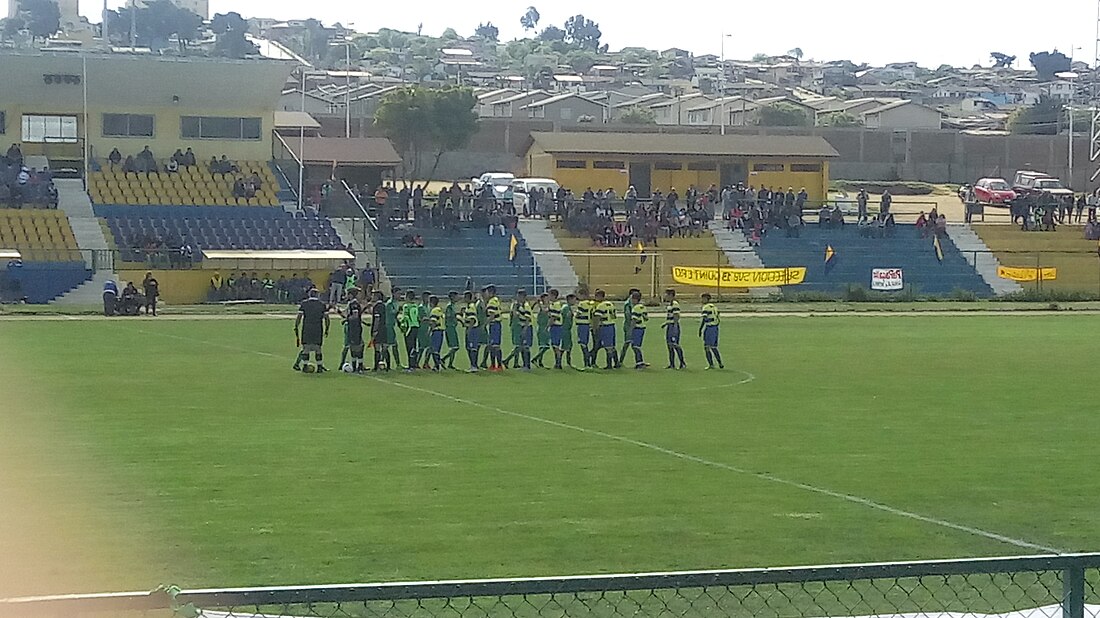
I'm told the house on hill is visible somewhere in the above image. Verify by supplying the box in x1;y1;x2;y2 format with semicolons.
862;100;943;130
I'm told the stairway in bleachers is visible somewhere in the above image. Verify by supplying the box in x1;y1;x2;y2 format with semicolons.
752;223;993;297
374;228;543;297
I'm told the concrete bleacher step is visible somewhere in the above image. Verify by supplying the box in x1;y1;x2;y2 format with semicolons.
53;270;118;305
709;222;777;297
945;224;1022;296
517;219;580;293
327;217;389;289
55;179;111;270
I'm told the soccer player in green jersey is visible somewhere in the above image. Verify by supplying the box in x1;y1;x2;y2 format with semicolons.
548;289;565;369
515;290;534;370
618;288;640;369
462;290;482;373
561;293;576;368
700;293;724;370
663;288;686;369
401;290;422;372
417;291;432;368
533;293;551;368
477;288;491;369
443;291;461;369
428;295;445;371
384;287;402;369
503;291;525;369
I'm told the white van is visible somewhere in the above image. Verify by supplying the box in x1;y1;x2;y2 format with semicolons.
512;178;560;214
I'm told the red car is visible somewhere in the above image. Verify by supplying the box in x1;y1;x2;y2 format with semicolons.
972;178;1016;205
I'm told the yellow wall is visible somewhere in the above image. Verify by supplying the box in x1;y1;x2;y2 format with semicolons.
528;151;830;204
118;268;329;305
6;104;275;164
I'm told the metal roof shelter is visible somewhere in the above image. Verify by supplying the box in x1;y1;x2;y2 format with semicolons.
525;132;839;158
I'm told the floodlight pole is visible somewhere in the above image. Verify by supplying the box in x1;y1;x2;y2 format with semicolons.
81;53;89;186
345;42;351;138
298;69;305;212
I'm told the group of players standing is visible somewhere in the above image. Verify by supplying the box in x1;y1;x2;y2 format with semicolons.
293;284;726;374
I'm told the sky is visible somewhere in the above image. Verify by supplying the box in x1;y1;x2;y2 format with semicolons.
82;0;1098;69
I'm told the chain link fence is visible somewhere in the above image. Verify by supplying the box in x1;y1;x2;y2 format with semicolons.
4;554;1100;618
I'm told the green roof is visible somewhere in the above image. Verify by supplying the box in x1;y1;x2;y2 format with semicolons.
528;132;839;158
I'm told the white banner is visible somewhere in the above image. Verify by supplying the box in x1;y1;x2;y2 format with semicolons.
871;268;904;291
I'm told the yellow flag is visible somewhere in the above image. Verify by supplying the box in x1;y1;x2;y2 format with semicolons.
508;234;518;261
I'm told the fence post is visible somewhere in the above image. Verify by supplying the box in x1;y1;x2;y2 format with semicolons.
716;249;722;303
1063;561;1085;618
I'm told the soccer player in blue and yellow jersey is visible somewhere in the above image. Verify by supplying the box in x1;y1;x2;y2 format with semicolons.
533;293;551;368
699;293;725;369
575;290;596;369
547;290;565;369
619;288;640;369
428;295;445;371
663;288;686;370
443;291;461;369
628;290;649;369
515;289;534;370
484;285;504;371
591;289;619;369
462;290;482;373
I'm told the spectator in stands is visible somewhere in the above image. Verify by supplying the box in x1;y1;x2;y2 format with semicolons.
108;148;122;169
171;149;185;167
123;155;136;174
182;148;196;167
137;146;156;173
880;190;892;215
232;177;246;198
857;189;869;220
208;271;223;302
6;144;22;167
250;172;263;192
361;262;376;295
165;157;179;174
915;211;929;237
487;208;505;237
935;213;947;237
208;156;221;174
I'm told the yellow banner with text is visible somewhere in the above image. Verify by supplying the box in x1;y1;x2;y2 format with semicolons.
997;266;1057;282
672;266;807;288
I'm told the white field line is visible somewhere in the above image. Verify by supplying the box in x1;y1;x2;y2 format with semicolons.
123;326;1064;555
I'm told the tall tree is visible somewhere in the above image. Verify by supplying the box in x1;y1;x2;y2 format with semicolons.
211;12;258;58
990;52;1016;69
538;25;565;42
0;15;26;41
1029;50;1071;81
787;47;804;60
563;14;601;50
566;49;596;74
474;22;499;42
520;6;540;32
374;87;478;183
18;0;59;42
756;102;811;127
303;19;331;61
619;106;656;125
817;111;860;127
1007;96;1061;135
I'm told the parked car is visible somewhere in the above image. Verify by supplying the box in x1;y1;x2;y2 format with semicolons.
1012;170;1073;200
512;178;560;214
471;172;516;200
971;178;1016;205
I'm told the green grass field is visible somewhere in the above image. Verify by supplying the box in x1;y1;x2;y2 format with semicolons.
2;314;1100;598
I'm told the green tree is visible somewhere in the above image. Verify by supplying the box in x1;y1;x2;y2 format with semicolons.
1007;96;1062;135
566;49;596;74
520;6;540;32
619;106;656;124
756;102;811;127
211;12;258;58
787;47;804;60
136;0;202;51
0;15;26;41
818;111;861;127
563;14;601;50
374;87;478;183
1029;50;1070;81
752;53;769;63
474;22;499;41
18;0;59;42
538;25;565;42
440;28;460;41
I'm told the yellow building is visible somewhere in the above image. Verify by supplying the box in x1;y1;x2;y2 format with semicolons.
524;132;838;204
0;51;295;169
